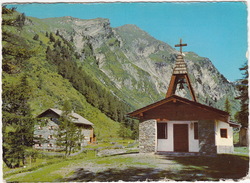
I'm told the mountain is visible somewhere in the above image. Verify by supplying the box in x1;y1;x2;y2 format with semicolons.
36;16;240;115
2;9;240;141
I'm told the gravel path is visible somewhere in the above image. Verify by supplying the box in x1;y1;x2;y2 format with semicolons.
60;153;184;182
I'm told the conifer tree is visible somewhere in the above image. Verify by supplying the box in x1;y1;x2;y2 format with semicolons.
2;75;34;168
15;13;26;28
33;34;39;41
224;97;231;115
235;62;248;127
49;32;55;42
55;101;84;156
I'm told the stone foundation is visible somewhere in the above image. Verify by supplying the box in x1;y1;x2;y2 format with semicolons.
139;119;157;153
198;120;217;156
217;145;234;154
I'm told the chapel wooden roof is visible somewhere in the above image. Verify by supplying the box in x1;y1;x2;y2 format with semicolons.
127;95;230;122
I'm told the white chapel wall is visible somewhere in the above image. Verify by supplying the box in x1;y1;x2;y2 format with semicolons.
157;121;199;152
215;120;234;153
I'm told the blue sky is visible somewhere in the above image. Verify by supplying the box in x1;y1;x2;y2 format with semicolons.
6;2;248;81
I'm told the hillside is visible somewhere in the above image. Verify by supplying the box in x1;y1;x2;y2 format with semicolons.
37;16;240;116
2;9;130;140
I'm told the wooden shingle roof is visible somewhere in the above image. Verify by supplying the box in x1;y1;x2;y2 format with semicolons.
173;54;188;75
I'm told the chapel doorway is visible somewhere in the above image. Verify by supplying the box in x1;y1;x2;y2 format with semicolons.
174;124;189;152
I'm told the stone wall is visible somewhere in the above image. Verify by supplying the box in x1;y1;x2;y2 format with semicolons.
139;119;157;153
198;120;217;156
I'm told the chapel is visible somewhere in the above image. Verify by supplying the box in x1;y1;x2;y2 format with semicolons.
128;39;239;155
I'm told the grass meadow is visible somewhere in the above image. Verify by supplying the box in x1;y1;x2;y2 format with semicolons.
3;141;249;182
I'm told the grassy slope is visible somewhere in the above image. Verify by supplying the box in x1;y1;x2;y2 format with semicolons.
2;14;120;139
96;43;161;108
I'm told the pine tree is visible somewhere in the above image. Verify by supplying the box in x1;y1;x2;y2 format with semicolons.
55;101;84;156
15;13;26;28
224;97;231;115
33;34;39;41
56;30;60;36
49;32;55;42
118;122;132;139
2;75;35;168
2;29;33;73
235;62;248;127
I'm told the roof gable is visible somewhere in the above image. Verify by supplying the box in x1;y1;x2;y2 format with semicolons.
128;95;229;122
37;108;94;126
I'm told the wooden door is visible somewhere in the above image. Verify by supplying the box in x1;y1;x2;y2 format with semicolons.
174;124;189;152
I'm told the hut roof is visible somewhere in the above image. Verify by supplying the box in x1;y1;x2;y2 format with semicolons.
37;108;94;126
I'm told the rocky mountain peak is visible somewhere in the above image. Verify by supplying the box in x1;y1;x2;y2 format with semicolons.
40;16;240;115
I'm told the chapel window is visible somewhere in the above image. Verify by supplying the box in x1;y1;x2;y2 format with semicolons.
220;129;228;138
157;123;168;139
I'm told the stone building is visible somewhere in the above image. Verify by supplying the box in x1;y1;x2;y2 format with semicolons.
128;39;240;156
34;108;95;151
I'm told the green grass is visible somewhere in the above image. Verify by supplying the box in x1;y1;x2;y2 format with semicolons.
4;150;96;182
85;139;137;149
4;139;137;179
234;146;249;155
233;132;240;144
4;149;248;182
94;156;149;167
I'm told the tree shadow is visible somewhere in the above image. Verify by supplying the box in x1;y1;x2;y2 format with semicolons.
63;166;207;182
61;154;249;182
160;154;249;180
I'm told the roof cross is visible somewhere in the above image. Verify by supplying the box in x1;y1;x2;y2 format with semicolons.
175;39;187;54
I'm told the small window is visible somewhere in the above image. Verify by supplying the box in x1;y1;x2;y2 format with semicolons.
48;135;53;139
51;118;58;123
220;129;228;138
194;122;198;139
157;123;168;139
